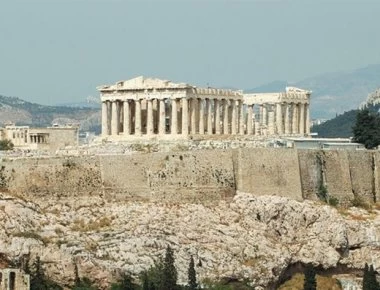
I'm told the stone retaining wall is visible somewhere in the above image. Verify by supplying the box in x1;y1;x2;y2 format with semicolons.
1;148;379;205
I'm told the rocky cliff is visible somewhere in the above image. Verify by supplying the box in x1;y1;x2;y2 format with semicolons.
0;190;378;289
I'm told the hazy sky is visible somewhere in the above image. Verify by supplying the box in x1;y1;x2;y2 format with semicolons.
1;0;380;105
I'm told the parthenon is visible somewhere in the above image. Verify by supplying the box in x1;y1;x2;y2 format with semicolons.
98;76;311;140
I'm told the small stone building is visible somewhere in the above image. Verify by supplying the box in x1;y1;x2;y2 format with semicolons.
0;124;79;152
0;268;30;290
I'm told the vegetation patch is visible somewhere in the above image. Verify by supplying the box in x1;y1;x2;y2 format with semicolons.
0;139;14;151
71;217;111;232
278;273;342;290
351;196;371;210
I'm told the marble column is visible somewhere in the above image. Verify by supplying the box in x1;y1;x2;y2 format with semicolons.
247;105;253;135
111;101;118;136
101;101;108;136
107;101;112;135
255;121;260;135
171;99;178;134
123;100;130;135
262;105;267;126
199;99;205;135
207;99;213;134
305;103;310;135
223;99;229;134
159;99;166;135
135;99;142;135
292;103;298;134
117;101;122;133
147;99;154;135
182;98;188;135
239;101;245;135
215;99;221;134
299;103;305;135
276;103;283;135
268;110;275;135
284;104;290;135
231;100;237;135
191;98;197;134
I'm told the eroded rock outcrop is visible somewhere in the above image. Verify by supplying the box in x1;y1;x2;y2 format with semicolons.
0;191;379;289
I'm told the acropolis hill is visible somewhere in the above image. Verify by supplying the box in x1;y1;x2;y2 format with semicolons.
0;77;378;290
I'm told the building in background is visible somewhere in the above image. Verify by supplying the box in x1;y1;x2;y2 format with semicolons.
0;123;78;152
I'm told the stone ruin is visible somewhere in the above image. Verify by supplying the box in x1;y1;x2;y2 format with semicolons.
98;76;311;141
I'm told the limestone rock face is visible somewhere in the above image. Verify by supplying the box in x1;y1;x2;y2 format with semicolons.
0;191;378;289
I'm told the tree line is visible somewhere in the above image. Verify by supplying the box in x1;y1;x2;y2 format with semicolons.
23;246;255;290
353;107;380;149
8;249;380;289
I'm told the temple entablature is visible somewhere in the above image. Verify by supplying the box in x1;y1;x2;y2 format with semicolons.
98;76;311;140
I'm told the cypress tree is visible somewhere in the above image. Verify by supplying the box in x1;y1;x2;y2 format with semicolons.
162;245;177;290
364;263;370;290
74;262;81;286
30;256;45;290
142;272;150;290
303;263;317;290
367;264;380;290
30;256;63;290
188;255;198;290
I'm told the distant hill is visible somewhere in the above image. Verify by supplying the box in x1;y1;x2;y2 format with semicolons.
247;64;380;119
311;87;380;138
311;103;380;138
245;80;290;93
311;110;358;138
0;95;100;133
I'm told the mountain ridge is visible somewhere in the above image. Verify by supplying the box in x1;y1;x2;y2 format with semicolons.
247;64;380;119
0;94;100;132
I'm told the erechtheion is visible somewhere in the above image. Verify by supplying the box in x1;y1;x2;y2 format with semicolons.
98;76;311;140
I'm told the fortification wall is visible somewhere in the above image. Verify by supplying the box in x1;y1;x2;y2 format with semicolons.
373;152;380;202
0;148;379;205
297;150;321;200
235;148;303;200
347;151;374;203
99;150;235;203
1;156;102;197
321;150;353;203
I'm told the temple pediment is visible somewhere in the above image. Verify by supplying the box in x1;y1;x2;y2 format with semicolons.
98;76;192;91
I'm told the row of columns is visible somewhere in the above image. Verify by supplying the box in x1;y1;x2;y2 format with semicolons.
259;102;310;135
29;134;48;144
102;98;310;137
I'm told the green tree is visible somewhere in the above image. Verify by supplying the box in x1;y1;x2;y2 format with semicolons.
363;264;380;290
363;263;370;290
30;256;63;290
353;108;380;149
140;259;163;290
111;272;139;290
0;139;14;151
72;277;98;290
141;271;152;290
303;263;317;290
162;245;178;290
188;255;198;290
74;262;81;286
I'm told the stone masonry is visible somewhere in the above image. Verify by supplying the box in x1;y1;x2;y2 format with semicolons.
98;76;311;140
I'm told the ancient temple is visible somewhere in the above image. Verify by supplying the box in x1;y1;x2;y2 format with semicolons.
97;76;311;140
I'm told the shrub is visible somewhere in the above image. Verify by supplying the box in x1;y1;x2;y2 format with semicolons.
0;139;14;151
351;196;371;210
